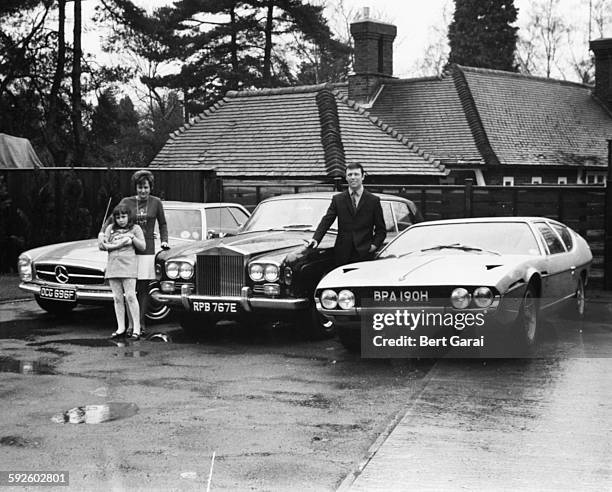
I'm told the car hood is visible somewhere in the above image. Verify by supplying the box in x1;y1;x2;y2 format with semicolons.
25;239;107;269
317;253;541;290
159;230;322;262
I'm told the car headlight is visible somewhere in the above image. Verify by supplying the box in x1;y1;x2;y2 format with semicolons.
166;261;179;279
338;290;355;310
18;254;32;281
249;264;264;281
264;264;279;282
473;287;493;307
321;290;338;309
179;262;194;280
451;287;471;309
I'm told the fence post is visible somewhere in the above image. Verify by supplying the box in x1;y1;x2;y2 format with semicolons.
464;178;473;218
605;139;612;290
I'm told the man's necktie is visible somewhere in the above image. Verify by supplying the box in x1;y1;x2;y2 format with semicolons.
351;192;357;211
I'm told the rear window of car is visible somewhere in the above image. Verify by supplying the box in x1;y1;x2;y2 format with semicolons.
551;223;573;251
535;222;566;255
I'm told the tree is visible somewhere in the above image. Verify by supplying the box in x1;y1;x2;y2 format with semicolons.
413;2;452;77
447;0;518;71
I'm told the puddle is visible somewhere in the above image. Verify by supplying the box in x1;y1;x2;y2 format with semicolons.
28;338;125;348
0;435;41;448
114;351;149;358
0;356;56;375
35;347;70;356
51;402;139;424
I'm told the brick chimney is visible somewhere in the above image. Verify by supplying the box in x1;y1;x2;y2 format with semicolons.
348;8;397;104
590;38;612;111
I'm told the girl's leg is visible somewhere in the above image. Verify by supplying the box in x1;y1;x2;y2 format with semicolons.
109;279;126;334
123;278;141;335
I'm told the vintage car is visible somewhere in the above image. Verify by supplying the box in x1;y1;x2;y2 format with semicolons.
17;201;250;319
153;192;421;338
315;217;592;354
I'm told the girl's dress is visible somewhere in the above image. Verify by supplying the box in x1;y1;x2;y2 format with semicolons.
104;225;143;279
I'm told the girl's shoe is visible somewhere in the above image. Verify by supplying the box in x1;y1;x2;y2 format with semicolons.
129;333;141;341
110;331;125;339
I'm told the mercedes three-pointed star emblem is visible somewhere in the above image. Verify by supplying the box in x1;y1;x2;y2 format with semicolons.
54;265;69;284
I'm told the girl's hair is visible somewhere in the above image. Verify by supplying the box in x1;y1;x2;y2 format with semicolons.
131;169;154;190
111;204;134;228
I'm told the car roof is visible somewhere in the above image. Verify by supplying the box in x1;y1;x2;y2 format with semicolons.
411;217;563;226
163;201;248;210
259;191;413;202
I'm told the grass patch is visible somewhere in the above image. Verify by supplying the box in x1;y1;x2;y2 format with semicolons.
0;274;28;301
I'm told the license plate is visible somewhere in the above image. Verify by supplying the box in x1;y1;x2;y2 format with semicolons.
191;301;238;314
40;286;76;302
372;289;430;303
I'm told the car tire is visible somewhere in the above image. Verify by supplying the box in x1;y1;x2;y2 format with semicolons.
515;284;539;353
337;326;361;353
567;275;586;320
35;296;75;316
144;282;171;322
179;312;216;337
297;305;336;340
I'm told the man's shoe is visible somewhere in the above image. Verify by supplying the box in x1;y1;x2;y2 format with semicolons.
129;333;140;341
110;331;125;339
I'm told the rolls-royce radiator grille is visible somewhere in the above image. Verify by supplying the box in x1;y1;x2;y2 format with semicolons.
35;263;105;285
196;255;244;296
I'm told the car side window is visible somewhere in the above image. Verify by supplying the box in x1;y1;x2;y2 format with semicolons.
535;222;566;254
551;224;573;251
229;207;249;227
206;208;239;231
391;201;415;231
381;201;397;233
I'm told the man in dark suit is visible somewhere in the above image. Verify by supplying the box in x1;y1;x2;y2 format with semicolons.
309;163;386;266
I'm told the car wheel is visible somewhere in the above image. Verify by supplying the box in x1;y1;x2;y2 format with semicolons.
337;326;361;353
297;305;336;340
568;276;586;320
35;296;75;316
516;284;539;352
179;312;216;337
144;282;171;322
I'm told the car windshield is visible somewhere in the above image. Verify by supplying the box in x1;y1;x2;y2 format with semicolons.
161;209;202;241
380;222;541;258
241;198;337;233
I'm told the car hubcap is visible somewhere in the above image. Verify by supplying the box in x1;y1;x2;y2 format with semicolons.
145;286;170;320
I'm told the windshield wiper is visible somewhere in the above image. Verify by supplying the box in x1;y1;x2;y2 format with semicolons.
380;251;415;259
280;224;315;230
421;243;501;255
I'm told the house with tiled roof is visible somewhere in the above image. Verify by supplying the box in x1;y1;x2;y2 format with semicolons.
151;15;612;188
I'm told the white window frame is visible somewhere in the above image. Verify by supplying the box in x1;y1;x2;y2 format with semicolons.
557;176;567;185
531;176;542;185
502;176;514;187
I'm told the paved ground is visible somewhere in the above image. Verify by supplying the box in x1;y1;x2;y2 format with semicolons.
340;293;612;491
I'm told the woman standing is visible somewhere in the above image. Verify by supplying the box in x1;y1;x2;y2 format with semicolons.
100;170;169;335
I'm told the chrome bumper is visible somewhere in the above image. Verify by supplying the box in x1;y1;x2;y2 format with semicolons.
19;282;114;302
153;285;310;312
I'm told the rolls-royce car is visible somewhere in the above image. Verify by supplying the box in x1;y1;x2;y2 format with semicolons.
17;201;250;320
314;217;592;355
153;192;421;339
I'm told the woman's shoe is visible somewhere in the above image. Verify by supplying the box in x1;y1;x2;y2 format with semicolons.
129;333;140;341
110;331;125;339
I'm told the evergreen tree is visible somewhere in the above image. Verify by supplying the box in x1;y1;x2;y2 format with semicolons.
447;0;518;71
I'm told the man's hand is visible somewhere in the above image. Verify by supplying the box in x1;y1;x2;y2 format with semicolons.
369;244;377;253
306;239;318;249
161;241;170;250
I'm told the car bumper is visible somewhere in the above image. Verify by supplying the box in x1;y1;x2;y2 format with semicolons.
153;285;310;313
19;281;114;303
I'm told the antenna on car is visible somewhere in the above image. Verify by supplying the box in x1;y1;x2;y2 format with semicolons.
100;197;112;230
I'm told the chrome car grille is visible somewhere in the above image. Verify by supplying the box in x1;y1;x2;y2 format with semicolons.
196;254;244;296
35;263;105;285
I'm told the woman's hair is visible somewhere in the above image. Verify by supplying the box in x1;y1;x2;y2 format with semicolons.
131;169;155;190
111;204;134;228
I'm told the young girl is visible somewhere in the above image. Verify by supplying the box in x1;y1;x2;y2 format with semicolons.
98;204;146;340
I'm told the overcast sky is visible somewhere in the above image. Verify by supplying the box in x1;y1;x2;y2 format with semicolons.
79;0;607;84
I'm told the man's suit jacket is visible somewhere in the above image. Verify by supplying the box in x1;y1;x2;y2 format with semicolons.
313;189;387;265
